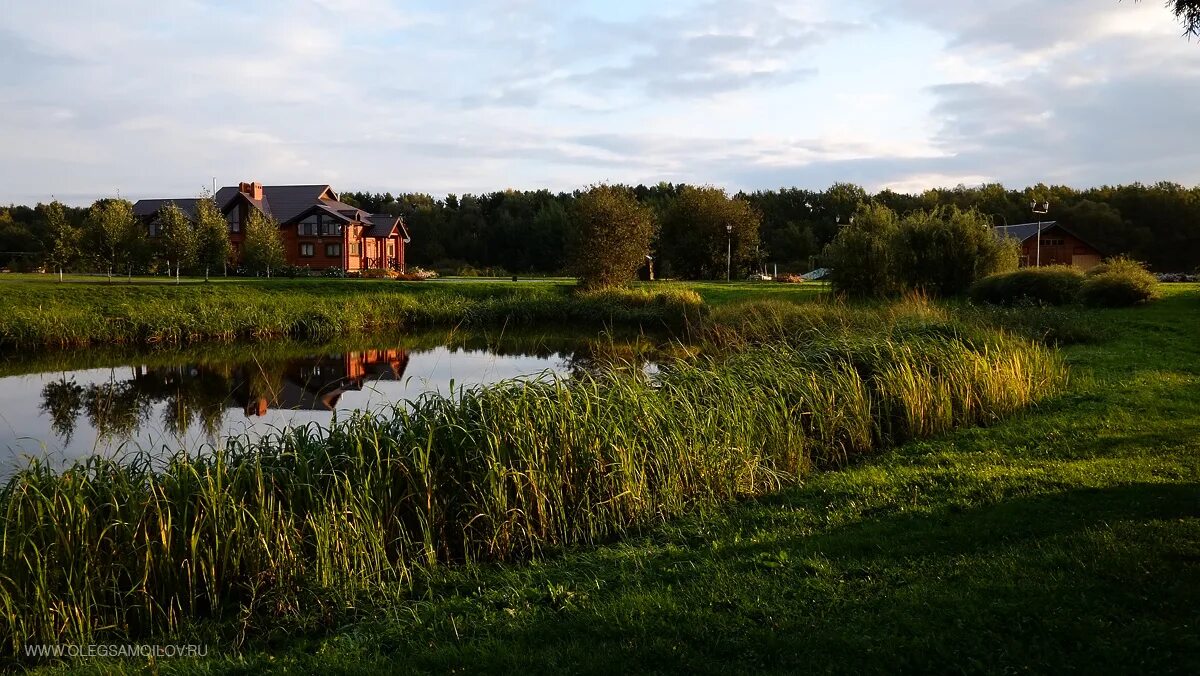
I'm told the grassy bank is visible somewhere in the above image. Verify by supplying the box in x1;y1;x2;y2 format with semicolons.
148;285;1190;675
0;277;704;349
0;300;1063;661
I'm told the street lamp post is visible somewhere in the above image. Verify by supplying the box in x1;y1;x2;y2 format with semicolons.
726;224;733;282
1031;200;1050;266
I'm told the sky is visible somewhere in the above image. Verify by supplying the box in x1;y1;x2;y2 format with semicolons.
1;0;1198;205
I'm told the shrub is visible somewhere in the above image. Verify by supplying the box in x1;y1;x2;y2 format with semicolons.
570;185;656;289
824;204;902;298
969;266;1084;306
1079;258;1160;307
396;267;438;281
826;205;1017;299
892;207;1018;296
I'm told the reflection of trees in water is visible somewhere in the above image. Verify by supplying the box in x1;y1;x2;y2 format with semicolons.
40;378;85;445
35;351;409;444
84;379;151;441
561;337;657;380
33;336;668;446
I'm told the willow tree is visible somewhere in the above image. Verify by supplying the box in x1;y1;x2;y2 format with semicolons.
570;185;655;289
242;210;285;277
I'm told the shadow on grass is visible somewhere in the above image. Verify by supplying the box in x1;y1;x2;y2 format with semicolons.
216;482;1199;676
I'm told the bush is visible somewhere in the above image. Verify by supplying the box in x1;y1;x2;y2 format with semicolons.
1079;258;1160;307
892;207;1018;296
825;205;1016;298
570;185;655;289
824;204;901;298
396;267;438;281
969;266;1084;306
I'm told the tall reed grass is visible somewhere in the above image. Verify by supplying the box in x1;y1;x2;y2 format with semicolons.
0;308;1064;656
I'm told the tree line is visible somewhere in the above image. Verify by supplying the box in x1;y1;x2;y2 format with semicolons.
342;181;1200;276
3;180;1198;278
0;195;287;279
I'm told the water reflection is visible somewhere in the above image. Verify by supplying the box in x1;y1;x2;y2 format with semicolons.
2;330;664;477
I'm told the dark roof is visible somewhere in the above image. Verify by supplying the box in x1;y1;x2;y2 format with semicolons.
132;198;201;220
993;222;1057;243
133;185;413;239
993;221;1104;254
363;213;400;238
214;186;239;209
259;185;332;223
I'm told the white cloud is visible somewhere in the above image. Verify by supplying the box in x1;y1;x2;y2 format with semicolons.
0;0;1198;204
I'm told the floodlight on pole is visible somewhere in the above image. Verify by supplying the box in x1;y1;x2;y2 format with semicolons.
1031;200;1050;266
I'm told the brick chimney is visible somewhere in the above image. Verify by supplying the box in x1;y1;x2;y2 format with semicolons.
239;181;264;201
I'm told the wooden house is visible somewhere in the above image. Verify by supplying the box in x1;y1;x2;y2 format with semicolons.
133;182;409;273
993;222;1104;270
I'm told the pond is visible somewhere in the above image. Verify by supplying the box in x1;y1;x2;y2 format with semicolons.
0;330;659;478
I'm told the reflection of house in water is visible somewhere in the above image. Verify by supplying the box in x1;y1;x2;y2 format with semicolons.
239;350;411;417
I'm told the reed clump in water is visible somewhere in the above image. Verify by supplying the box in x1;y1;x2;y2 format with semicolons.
0;303;1065;655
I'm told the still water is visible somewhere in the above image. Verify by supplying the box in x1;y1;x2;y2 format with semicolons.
0;331;646;477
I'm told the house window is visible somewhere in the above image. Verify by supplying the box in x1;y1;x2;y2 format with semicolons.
321;220;343;237
349;243;360;256
1040;238;1064;246
299;216;319;236
325;244;342;258
300;243;315;257
226;210;241;233
149;219;162;237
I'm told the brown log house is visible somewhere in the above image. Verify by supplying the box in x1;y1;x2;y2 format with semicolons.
993;222;1104;270
133;182;409;273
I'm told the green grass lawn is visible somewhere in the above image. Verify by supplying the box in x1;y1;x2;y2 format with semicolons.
38;285;1198;675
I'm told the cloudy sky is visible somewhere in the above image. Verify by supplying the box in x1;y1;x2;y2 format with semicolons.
1;0;1197;205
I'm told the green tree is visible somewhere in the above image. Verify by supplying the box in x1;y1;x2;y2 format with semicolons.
660;186;761;280
39;200;80;281
194;194;232;281
569;185;656;289
84;198;138;281
157;202;197;283
241;210;285;276
892;207;1018;297
824;203;902;298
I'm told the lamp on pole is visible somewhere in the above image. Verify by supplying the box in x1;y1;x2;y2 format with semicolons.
1031;200;1050;266
726;224;733;282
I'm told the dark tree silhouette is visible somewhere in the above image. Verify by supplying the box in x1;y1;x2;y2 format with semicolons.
1142;0;1200;36
1172;1;1200;35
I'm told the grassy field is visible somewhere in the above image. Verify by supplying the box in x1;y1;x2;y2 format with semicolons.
0;275;714;348
8;283;1199;674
